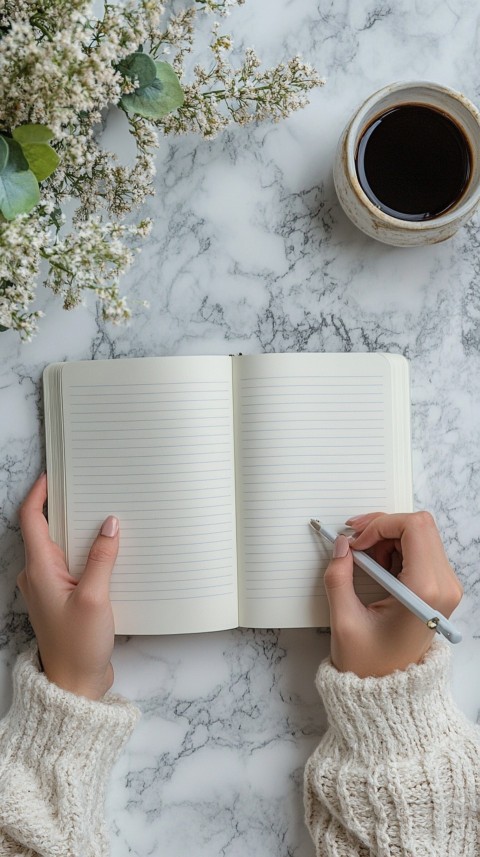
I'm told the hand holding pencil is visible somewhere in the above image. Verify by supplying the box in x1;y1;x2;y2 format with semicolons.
317;511;463;678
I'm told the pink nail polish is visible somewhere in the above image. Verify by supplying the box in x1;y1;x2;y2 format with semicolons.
101;516;119;537
333;535;349;558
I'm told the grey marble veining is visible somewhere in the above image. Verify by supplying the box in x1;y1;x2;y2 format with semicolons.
1;1;480;855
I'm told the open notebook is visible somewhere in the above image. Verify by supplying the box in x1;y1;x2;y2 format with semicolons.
44;352;412;635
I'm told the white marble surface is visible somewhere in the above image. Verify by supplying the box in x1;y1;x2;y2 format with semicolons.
1;1;480;854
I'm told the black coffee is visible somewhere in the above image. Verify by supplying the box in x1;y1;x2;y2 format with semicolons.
356;104;471;221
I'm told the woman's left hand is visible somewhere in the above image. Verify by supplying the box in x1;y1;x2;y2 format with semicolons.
17;473;120;700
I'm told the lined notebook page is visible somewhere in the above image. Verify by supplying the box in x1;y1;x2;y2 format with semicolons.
233;353;410;629
60;357;238;635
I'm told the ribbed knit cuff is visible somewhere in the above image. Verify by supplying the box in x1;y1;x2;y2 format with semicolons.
0;649;139;854
316;639;467;760
8;647;140;764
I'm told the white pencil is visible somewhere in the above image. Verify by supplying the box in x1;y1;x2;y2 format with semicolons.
309;519;462;644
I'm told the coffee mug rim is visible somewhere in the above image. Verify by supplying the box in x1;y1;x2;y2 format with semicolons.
345;80;480;230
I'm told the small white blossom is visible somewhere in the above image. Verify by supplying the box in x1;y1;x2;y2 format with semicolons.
0;0;323;339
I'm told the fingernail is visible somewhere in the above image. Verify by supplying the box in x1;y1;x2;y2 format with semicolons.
333;535;349;558
345;514;367;526
101;516;119;537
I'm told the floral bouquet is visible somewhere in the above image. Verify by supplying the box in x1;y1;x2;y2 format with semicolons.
0;0;323;339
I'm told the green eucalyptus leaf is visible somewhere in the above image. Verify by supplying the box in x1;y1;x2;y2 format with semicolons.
155;62;185;106
0;325;9;332
0;136;8;173
0;139;40;220
118;51;156;88
18;142;59;182
12;124;59;181
12;124;54;144
4;138;28;171
120;61;184;119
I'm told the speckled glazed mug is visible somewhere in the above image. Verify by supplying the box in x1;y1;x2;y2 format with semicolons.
333;81;480;246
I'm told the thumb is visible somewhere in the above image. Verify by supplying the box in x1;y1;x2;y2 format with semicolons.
79;516;119;598
323;535;361;626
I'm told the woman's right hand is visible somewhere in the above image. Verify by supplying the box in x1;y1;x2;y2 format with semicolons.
323;511;463;678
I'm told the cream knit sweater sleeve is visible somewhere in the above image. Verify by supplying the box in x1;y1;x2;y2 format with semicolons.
0;645;140;857
304;639;480;856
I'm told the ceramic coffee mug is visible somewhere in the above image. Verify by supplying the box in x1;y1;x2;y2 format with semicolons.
333;81;480;246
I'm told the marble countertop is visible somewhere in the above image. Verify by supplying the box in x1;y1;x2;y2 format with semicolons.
1;1;480;855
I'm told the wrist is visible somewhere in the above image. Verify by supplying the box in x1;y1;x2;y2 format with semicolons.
331;634;434;678
44;672;112;700
41;660;114;701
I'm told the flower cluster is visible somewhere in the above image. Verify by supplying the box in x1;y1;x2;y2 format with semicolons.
0;0;323;340
160;37;323;138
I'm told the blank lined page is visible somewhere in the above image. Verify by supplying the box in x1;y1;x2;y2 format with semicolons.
60;357;238;635
233;353;409;629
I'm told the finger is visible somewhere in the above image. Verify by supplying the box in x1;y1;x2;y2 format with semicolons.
350;512;456;603
365;540;396;572
18;473;52;557
350;512;449;582
79;516;119;599
345;512;385;532
323;535;365;628
349;512;438;551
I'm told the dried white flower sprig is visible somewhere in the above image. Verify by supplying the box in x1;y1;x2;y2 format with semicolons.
0;0;323;340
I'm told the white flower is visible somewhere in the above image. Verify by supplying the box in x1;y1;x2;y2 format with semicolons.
0;0;323;338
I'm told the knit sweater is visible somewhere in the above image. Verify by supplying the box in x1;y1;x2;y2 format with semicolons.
0;643;478;857
0;646;139;857
305;639;480;856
